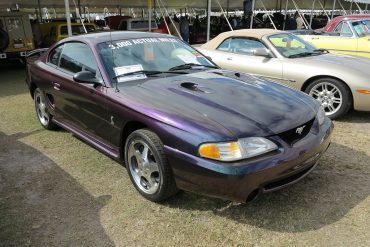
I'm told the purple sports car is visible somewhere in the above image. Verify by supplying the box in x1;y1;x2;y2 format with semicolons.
26;32;333;202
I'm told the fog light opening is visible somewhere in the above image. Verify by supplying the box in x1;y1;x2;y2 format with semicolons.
246;189;260;202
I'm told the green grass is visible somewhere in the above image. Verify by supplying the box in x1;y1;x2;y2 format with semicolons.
0;63;369;246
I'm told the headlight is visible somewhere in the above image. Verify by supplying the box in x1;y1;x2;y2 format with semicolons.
199;137;278;162
317;106;325;125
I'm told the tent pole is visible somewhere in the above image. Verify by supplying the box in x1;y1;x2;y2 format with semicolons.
250;0;255;29
331;0;336;19
148;0;152;32
38;0;42;21
64;0;72;37
310;0;316;29
283;0;288;30
207;0;211;41
226;0;229;17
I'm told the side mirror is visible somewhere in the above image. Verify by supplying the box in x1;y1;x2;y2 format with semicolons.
73;71;102;84
206;55;213;61
253;48;272;58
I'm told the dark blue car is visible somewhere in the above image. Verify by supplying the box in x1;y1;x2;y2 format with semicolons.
26;32;333;202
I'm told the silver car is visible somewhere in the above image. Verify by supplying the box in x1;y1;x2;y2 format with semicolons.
199;29;370;118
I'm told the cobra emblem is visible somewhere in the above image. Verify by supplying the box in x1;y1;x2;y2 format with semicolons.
296;125;306;135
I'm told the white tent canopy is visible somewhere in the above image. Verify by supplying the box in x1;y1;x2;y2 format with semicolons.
0;0;367;10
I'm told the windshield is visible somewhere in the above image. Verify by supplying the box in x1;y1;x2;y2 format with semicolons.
268;33;319;58
351;20;369;37
98;37;214;83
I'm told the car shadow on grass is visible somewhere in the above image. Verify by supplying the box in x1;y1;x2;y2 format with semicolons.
336;110;370;124
164;141;369;233
0;131;114;246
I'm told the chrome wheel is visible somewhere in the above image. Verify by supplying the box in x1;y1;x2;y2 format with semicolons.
34;89;49;126
127;140;160;195
309;82;343;116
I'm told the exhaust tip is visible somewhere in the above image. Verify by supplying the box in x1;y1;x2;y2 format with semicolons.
246;189;260;202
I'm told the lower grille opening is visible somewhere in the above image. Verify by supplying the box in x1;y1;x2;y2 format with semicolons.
264;165;314;191
278;118;315;146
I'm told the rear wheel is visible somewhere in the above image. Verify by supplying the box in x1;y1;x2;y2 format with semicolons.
305;78;351;119
34;88;56;130
125;129;178;202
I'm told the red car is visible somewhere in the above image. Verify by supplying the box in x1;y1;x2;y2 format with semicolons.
319;14;370;32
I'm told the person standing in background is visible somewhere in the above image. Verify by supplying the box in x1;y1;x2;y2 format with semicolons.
180;15;189;43
295;11;304;30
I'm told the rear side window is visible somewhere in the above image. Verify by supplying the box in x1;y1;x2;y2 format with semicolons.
217;38;266;56
59;42;97;74
339;22;352;37
48;45;63;66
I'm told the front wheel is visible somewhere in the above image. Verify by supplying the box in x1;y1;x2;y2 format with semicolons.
124;129;178;202
34;88;56;130
305;78;352;119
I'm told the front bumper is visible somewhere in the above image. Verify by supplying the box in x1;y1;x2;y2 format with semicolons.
165;118;333;202
353;89;370;112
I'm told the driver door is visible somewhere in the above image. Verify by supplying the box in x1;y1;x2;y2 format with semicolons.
47;42;113;144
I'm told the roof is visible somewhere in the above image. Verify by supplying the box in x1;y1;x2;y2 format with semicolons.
332;14;370;21
64;31;173;44
201;29;283;50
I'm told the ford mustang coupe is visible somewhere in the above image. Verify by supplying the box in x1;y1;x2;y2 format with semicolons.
26;32;333;203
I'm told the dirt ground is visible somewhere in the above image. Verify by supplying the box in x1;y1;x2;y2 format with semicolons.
0;62;369;246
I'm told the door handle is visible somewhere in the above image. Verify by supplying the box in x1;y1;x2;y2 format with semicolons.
227;57;233;61
53;82;61;91
311;37;320;40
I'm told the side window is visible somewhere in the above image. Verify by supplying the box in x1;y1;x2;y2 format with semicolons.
48;45;63;66
340;22;353;37
59;42;98;75
217;38;232;52
334;22;342;33
228;38;266;56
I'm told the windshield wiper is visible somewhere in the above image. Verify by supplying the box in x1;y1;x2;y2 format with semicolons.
288;52;320;58
113;70;188;80
313;48;330;54
288;49;330;58
169;63;218;71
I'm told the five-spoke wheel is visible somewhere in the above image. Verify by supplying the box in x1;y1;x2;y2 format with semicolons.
34;88;56;129
127;140;160;195
125;129;178;202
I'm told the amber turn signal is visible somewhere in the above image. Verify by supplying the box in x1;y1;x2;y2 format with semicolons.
356;90;370;94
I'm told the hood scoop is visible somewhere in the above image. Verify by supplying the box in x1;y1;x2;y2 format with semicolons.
180;82;213;93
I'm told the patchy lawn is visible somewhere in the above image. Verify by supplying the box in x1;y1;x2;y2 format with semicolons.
0;62;369;246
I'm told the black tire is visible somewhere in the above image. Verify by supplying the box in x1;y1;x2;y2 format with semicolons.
124;129;178;202
0;28;9;52
34;88;56;130
305;78;352;119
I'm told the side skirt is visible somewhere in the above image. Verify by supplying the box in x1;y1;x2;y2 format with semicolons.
52;118;122;162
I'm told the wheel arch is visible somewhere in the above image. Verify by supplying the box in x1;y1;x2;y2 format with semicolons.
301;75;354;108
120;121;148;160
29;81;37;99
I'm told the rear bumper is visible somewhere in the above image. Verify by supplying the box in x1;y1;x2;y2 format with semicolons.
165;118;333;202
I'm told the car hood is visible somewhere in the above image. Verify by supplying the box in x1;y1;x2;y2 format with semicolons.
117;70;318;140
297;53;370;71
